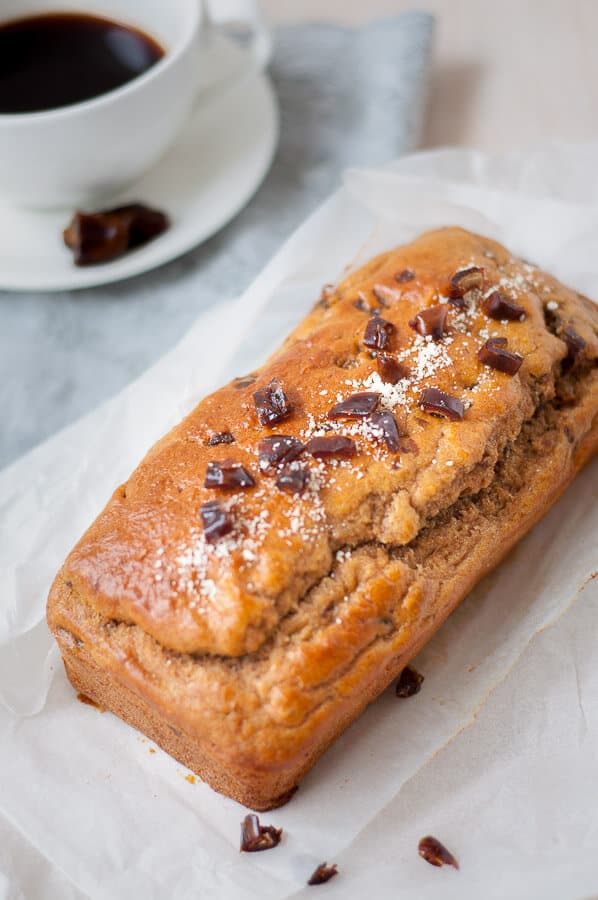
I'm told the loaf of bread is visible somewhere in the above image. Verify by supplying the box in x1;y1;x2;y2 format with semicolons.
47;228;598;810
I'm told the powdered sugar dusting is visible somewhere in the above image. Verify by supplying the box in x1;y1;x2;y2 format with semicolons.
166;253;539;596
172;466;329;602
356;334;456;413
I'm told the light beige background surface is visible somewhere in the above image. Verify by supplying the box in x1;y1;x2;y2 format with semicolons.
262;0;598;152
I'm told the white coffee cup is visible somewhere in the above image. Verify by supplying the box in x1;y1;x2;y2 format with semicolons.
0;0;271;209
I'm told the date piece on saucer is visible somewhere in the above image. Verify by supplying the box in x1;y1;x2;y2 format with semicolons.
63;203;169;265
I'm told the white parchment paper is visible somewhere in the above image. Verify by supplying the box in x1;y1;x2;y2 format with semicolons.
1;143;597;900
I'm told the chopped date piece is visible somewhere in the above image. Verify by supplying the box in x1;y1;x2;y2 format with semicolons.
204;460;255;489
234;375;256;389
253;378;292;426
200;501;233;543
353;290;383;314
409;304;449;340
396;665;424;697
363;315;395;351
372;283;399;306
419;388;464;421
369;410;401;452
377;354;409;384
353;295;371;313
276;464;310;494
64;211;128;265
562;325;586;369
111;204;169;247
240;814;282;853
448;293;467;310
418;836;459;870
63;203;169;265
208;431;235;446
483;291;526;321
306;435;357;459
396;268;415;283
449;265;484;300
477;337;523;375
258;435;305;470
318;283;335;308
328;392;380;419
308;862;338;885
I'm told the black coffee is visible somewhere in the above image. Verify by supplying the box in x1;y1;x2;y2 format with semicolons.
0;12;164;114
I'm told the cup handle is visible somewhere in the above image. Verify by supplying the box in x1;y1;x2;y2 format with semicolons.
196;0;272;99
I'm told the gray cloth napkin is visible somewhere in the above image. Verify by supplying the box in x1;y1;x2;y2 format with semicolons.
2;13;434;469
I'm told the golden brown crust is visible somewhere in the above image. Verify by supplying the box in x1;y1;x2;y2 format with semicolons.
47;227;598;809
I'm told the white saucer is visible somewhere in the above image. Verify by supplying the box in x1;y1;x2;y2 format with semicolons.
0;38;278;292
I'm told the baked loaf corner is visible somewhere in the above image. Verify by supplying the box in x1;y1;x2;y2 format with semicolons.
47;227;598;809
